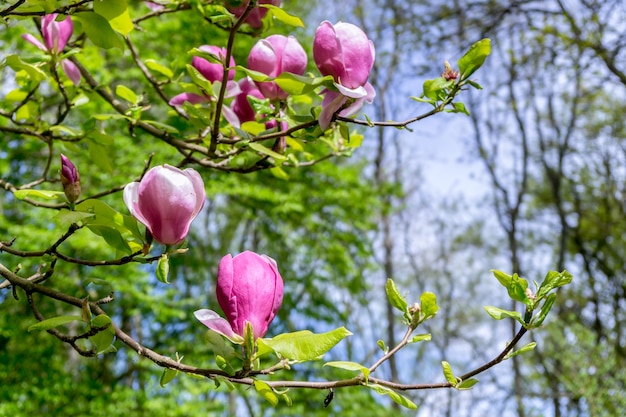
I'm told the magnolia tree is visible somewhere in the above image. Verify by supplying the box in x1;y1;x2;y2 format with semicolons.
0;0;572;411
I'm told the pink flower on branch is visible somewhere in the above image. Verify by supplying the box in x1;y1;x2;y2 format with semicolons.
247;34;307;101
60;154;81;203
226;0;282;29
169;45;240;122
123;165;206;246
313;21;376;130
22;13;81;85
195;251;284;342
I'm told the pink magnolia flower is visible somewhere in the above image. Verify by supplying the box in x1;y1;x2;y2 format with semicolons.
123;165;206;245
247;34;307;100
22;14;81;85
194;251;284;341
313;21;376;130
230;77;265;127
169;45;239;117
226;0;282;29
60;154;81;203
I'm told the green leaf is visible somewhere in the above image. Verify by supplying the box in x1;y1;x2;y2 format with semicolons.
5;55;47;82
458;38;491;79
205;331;237;361
275;73;333;95
145;59;174;78
491;270;530;305
377;339;387;353
93;0;134;36
409;333;432;343
160;368;178;387
28;315;83;332
420;292;438;321
324;361;370;383
143;120;180;134
13;189;65;201
450;102;470;116
115;84;138;104
457;378;479;390
76;199;144;243
87;224;132;254
89;314;115;354
441;361;457;386
484;306;526;326
186;64;214;95
74;12;125;50
262;4;304;27
504;342;537;360
368;384;418;410
385;278;409;318
257;327;352;361
532;293;557;328
422;77;453;101
253;380;278;406
55;209;94;226
249;142;287;162
156;254;170;284
536;270;573;300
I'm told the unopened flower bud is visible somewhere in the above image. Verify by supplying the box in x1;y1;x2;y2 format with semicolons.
60;154;81;203
442;60;459;81
123;165;206;246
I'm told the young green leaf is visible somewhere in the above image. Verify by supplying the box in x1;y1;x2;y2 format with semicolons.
484;306;526;326
368;384;418;410
160;367;178;387
144;59;174;78
74;12;125;50
93;0;133;36
5;55;47;82
262;4;304;27
13;189;65;201
90;314;116;354
324;361;370;383
457;378;479;390
441;361;457;386
385;278;409;319
491;270;530;305
458;38;491;80
257;327;352;361
504;342;537;360
531;293;557;328
248;142;287;162
156;254;170;284
536;270;573;300
409;333;432;343
420;292;439;321
253;380;278;406
28;315;83;332
115;84;138;104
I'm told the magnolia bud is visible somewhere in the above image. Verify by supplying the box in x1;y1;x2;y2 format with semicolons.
60;154;81;203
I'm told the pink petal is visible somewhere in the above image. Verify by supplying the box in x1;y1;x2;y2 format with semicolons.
194;309;243;344
22;34;47;52
61;59;81;85
168;92;209;107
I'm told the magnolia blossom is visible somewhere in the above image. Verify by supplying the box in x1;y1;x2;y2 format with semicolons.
123;165;206;245
230;77;265;127
313;21;376;130
194;251;284;341
226;0;282;29
169;46;240;123
60;154;81;203
22;14;81;85
247;34;307;100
